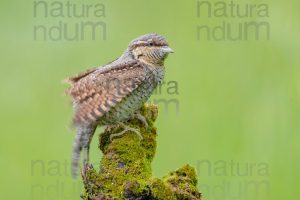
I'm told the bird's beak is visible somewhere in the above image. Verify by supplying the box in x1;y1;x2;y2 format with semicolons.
161;46;174;53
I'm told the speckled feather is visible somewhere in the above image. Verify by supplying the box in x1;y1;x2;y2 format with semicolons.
66;60;150;125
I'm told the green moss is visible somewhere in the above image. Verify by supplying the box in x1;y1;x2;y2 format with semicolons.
163;165;201;200
165;164;198;186
82;104;201;200
148;178;176;200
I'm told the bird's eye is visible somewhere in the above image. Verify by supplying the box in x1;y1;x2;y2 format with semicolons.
149;42;154;46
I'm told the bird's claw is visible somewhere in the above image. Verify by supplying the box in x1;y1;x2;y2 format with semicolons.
110;123;143;141
134;113;149;130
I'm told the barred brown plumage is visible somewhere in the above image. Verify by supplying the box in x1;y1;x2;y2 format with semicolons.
65;33;173;177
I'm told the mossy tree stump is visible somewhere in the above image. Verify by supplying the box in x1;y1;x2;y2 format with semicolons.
81;104;201;200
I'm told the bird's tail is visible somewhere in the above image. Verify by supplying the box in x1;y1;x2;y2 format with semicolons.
71;124;96;178
71;128;83;178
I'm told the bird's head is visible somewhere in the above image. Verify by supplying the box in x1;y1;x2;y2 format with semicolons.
128;33;174;66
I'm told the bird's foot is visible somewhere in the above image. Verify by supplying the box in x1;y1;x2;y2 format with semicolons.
134;112;149;130
110;123;143;141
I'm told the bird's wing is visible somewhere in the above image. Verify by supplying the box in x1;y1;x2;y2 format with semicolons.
64;67;98;84
64;57;122;84
66;60;149;125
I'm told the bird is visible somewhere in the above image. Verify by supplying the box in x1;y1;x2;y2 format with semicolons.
65;33;174;178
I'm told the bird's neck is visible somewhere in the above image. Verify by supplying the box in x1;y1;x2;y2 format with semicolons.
138;57;165;67
126;48;166;67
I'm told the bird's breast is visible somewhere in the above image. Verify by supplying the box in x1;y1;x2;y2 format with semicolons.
99;66;165;125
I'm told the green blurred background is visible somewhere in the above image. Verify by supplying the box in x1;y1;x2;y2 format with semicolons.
1;0;299;199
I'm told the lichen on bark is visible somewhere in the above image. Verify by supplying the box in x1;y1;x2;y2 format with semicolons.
81;104;201;200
